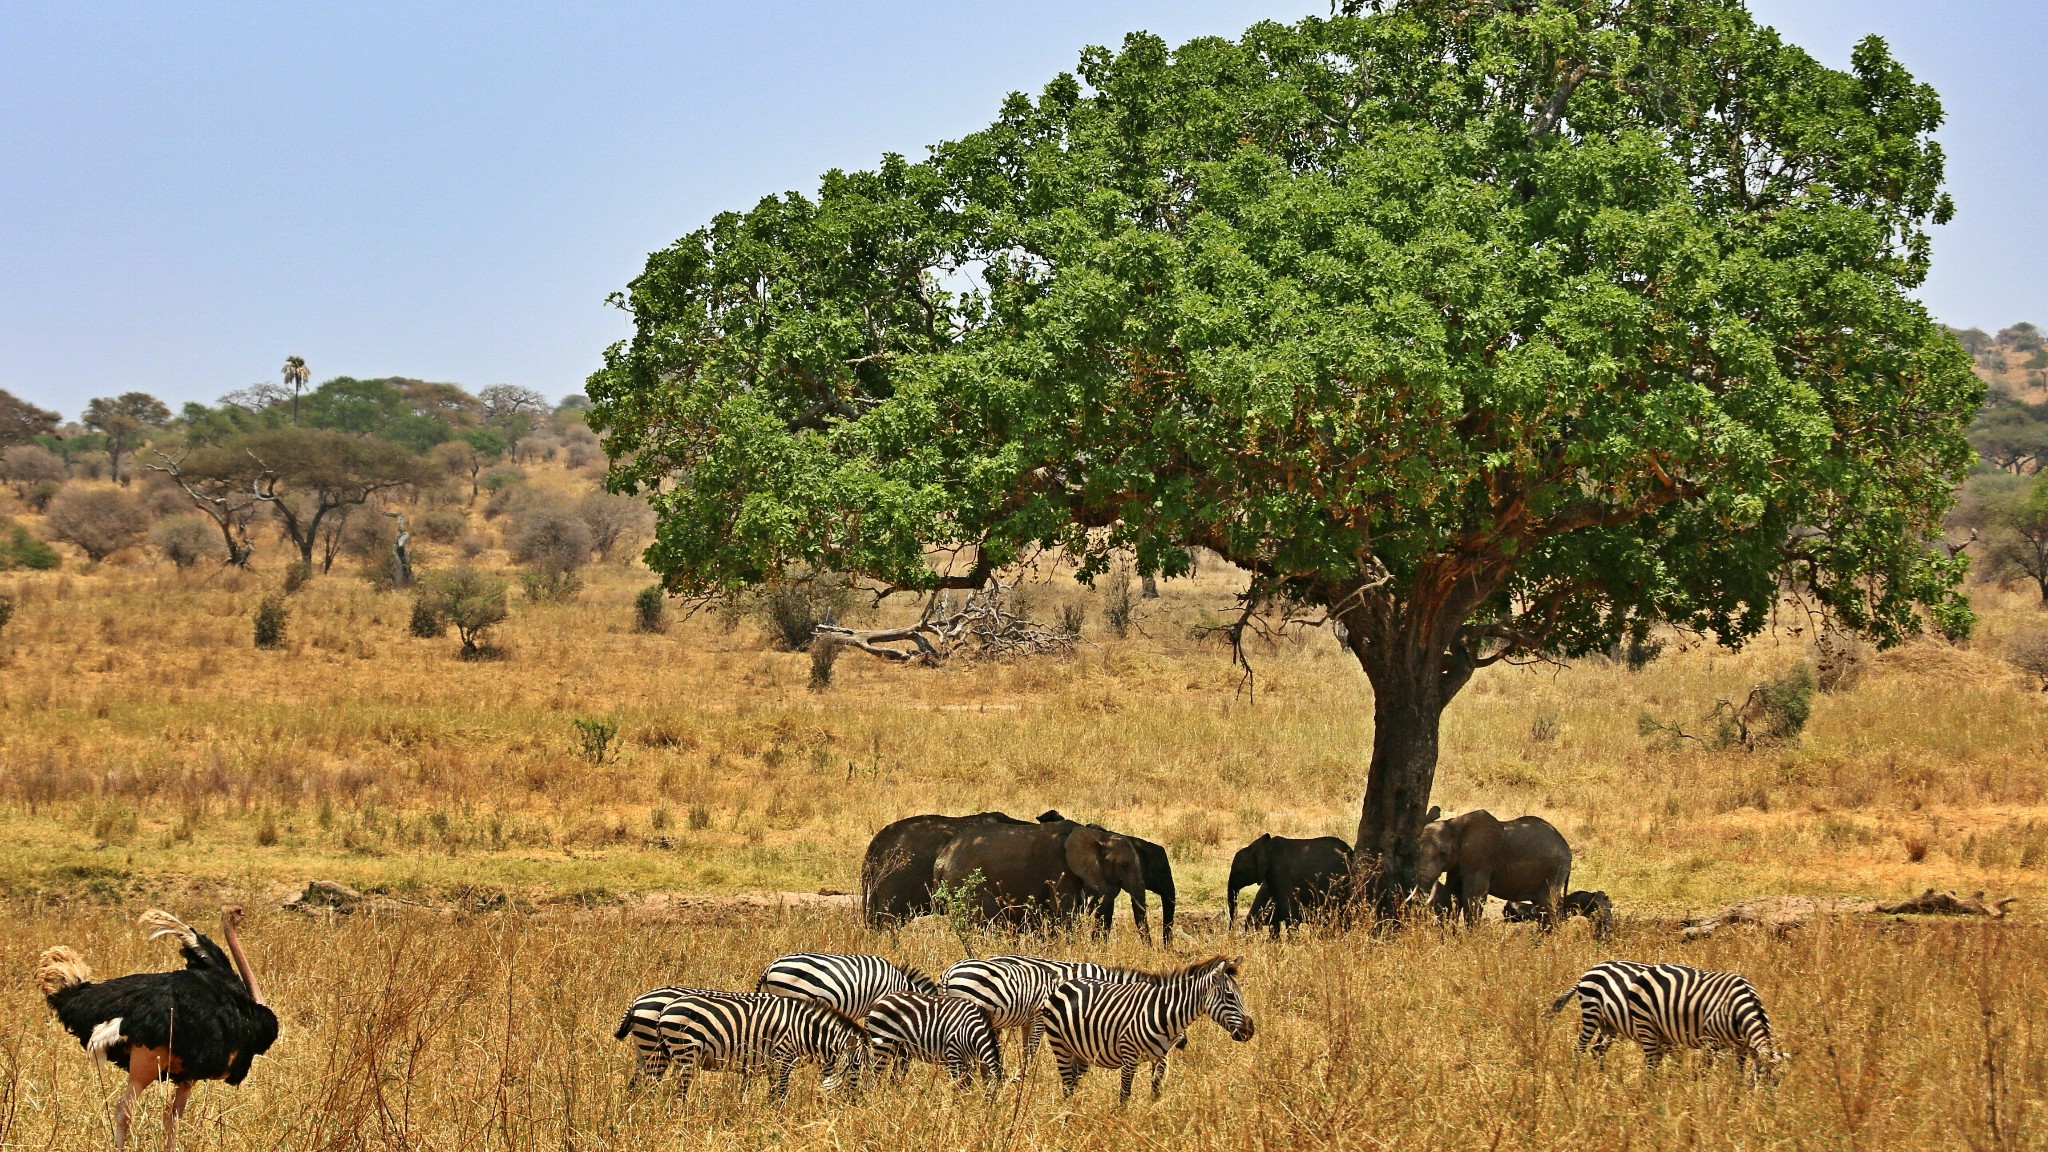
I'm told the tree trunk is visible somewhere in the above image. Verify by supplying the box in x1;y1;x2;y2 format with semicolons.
1352;665;1447;908
1140;572;1160;599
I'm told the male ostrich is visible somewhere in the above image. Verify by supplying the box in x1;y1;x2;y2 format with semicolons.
37;907;278;1150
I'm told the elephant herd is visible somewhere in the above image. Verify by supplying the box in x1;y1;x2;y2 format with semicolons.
862;806;1614;939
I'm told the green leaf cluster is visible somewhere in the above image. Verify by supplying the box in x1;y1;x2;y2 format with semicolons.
591;0;1979;672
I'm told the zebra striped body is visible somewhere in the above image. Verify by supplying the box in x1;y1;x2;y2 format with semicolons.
653;992;869;1102
614;985;749;1082
1549;960;1651;1057
1555;961;1779;1078
757;953;940;1017
1038;956;1254;1103
863;991;1003;1092
944;955;1181;1080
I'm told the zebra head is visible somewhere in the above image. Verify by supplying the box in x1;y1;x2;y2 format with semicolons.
1201;956;1255;1042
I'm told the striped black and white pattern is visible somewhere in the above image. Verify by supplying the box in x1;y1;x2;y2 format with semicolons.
943;955;1182;1080
863;991;1003;1092
1554;961;1779;1078
653;991;870;1102
1037;956;1255;1103
614;986;749;1082
1549;960;1651;1057
758;953;940;1018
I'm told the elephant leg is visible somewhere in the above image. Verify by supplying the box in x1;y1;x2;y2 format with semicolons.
1275;886;1302;936
1539;880;1565;932
1460;870;1490;927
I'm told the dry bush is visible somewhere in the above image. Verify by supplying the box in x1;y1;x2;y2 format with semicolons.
149;514;226;568
2004;627;2048;690
252;594;288;649
42;484;150;561
578;490;653;561
1;443;67;500
415;507;469;544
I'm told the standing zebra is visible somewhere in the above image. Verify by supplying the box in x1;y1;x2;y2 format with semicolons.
1038;955;1254;1103
943;955;1183;1081
757;953;939;1017
862;991;1004;1094
654;992;870;1102
614;985;750;1083
1553;961;1782;1079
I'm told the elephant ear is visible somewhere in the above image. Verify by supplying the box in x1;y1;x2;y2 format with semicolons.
1064;827;1111;891
1425;806;1442;824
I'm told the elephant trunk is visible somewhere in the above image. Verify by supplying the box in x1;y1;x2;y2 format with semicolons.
1227;885;1239;931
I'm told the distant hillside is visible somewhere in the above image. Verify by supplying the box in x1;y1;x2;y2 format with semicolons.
1953;322;2048;404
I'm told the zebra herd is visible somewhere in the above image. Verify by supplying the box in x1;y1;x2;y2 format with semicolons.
615;951;1253;1103
616;949;1781;1106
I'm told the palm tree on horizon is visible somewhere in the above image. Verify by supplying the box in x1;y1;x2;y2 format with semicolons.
282;355;309;425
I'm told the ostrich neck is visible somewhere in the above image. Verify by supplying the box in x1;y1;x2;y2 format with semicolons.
221;918;265;1005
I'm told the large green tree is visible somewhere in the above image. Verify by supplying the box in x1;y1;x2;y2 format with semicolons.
589;0;1979;896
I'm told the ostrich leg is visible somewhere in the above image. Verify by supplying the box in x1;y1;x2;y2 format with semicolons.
113;1060;155;1150
163;1083;193;1150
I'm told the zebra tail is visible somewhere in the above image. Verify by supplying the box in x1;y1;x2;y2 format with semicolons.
613;1007;635;1041
1549;987;1576;1015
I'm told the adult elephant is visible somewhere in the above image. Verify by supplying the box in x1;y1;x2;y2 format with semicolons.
933;819;1151;943
861;811;1029;927
1413;808;1571;927
1037;812;1176;945
1226;834;1354;937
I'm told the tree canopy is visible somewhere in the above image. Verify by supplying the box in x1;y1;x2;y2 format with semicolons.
591;0;1978;887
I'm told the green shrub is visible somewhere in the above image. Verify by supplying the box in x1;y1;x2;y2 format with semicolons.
253;595;288;649
418;567;509;658
0;523;59;571
282;560;312;594
408;598;447;639
633;584;668;634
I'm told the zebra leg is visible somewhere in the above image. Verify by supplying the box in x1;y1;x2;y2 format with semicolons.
1639;1041;1665;1073
672;1046;699;1104
1016;1016;1048;1082
1118;1062;1138;1106
1150;1054;1169;1100
1056;1052;1084;1096
771;1057;795;1102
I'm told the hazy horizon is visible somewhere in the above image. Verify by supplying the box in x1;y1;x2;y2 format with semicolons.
4;1;2042;418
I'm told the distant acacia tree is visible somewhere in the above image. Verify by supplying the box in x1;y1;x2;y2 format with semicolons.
478;385;551;440
147;446;267;566
591;0;1979;896
245;428;432;570
82;392;171;486
0;389;60;447
433;427;508;502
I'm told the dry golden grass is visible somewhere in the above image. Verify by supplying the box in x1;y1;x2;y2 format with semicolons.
0;906;2040;1150
3;479;2047;1147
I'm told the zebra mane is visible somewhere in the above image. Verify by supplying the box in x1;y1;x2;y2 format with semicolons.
901;966;941;995
1089;956;1235;984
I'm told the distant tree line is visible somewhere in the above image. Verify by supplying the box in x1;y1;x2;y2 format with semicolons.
1946;322;2048;601
0;367;648;591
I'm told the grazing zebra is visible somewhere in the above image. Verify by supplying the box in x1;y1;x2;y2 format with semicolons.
1038;955;1254;1103
757;952;940;1017
653;992;870;1102
1549;960;1651;1057
863;991;1003;1094
613;985;750;1083
1553;961;1781;1079
943;955;1183;1081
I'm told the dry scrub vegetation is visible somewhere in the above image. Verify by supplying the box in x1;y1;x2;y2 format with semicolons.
0;908;2040;1150
2;473;2047;1147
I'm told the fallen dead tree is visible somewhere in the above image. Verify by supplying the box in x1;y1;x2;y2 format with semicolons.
1681;889;2020;939
809;579;1077;667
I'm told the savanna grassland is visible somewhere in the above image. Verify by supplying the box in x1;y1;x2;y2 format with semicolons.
1;467;2046;1149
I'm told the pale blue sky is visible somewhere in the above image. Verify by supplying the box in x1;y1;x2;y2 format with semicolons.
3;2;2042;417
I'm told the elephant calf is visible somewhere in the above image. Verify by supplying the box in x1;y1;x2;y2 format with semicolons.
1227;833;1354;937
1503;890;1615;939
1414;808;1572;928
